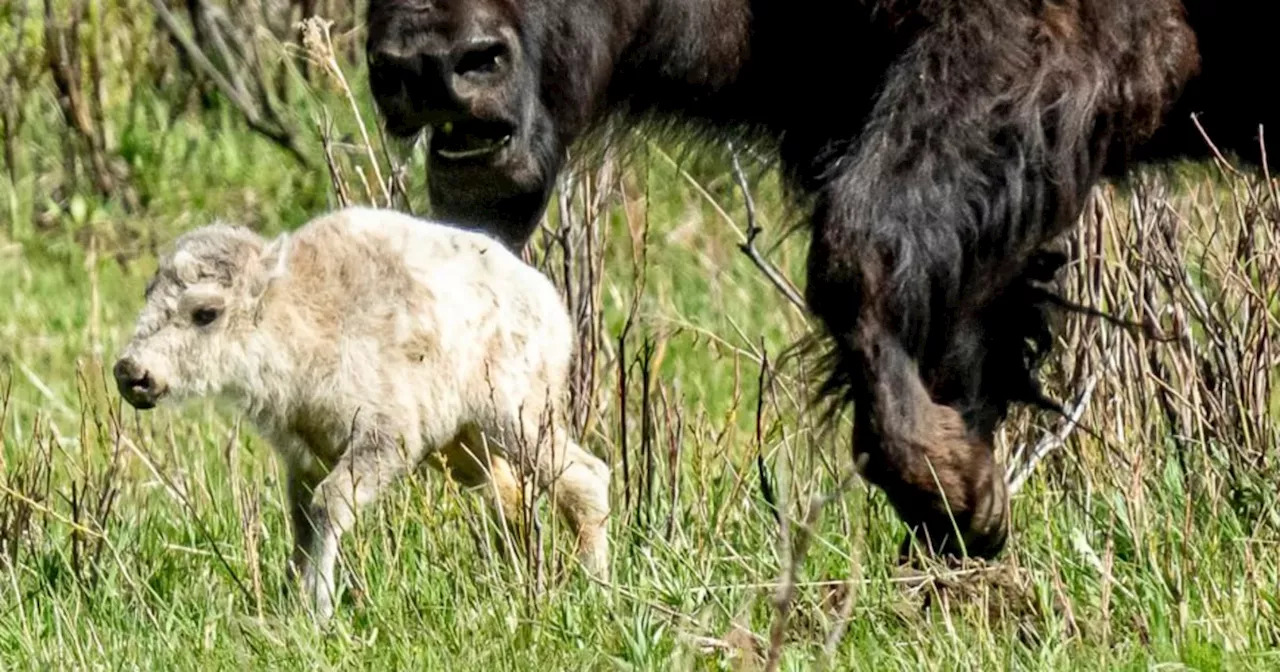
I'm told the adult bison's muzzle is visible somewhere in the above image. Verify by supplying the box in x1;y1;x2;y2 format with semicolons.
113;357;166;410
365;2;523;159
366;0;565;249
366;34;514;140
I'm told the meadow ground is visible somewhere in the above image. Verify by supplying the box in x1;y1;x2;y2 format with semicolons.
1;4;1279;670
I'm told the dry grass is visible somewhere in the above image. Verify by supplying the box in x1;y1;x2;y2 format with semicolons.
0;4;1277;669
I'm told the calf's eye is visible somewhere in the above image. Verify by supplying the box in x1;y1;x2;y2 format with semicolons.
192;307;221;326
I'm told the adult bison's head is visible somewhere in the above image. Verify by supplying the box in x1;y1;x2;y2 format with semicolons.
367;0;607;248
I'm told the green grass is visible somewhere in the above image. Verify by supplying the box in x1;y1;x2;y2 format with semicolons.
3;5;1280;670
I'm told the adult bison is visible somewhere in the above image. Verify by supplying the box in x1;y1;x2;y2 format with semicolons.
362;0;1279;560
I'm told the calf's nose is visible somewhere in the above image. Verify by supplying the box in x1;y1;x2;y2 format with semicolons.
113;357;160;409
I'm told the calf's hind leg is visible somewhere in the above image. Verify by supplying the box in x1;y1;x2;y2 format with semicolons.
440;425;610;579
547;430;611;580
499;417;611;581
433;431;538;562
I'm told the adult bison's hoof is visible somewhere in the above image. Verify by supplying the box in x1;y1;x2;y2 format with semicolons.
895;460;1010;564
896;519;1008;564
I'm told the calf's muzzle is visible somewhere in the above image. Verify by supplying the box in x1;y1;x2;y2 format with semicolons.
113;356;163;410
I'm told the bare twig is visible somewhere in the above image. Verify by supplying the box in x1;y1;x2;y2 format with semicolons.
1006;374;1098;495
149;0;311;166
755;341;779;527
43;0;138;210
728;142;808;312
298;16;391;204
317;110;352;206
1;0;34;185
763;458;863;672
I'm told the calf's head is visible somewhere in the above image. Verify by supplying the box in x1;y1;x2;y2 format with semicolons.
113;224;288;410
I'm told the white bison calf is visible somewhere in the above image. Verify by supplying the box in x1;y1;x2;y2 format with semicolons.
112;206;611;622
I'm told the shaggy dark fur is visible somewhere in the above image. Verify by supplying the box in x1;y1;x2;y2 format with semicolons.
364;0;1280;559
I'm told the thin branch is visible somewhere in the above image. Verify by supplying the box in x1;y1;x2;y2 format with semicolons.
1006;374;1098;495
729;142;808;312
149;0;311;166
2;0;34;184
150;0;260;123
763;456;864;672
755;339;779;526
298;17;391;205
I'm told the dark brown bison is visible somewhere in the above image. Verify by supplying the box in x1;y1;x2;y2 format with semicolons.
362;0;1279;560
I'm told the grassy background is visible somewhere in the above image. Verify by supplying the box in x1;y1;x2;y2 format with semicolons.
2;2;1279;669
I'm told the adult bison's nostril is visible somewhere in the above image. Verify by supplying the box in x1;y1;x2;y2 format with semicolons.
367;41;454;137
369;45;427;82
453;38;509;78
113;357;161;410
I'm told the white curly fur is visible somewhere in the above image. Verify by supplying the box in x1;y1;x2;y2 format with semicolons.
115;206;611;623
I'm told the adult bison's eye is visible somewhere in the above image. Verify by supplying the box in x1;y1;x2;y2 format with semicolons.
192;307;221;327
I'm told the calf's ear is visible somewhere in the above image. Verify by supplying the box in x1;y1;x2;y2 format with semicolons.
171;249;201;286
249;232;291;301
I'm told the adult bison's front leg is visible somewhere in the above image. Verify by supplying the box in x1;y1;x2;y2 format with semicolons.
839;318;1010;559
806;175;1018;559
798;12;1126;560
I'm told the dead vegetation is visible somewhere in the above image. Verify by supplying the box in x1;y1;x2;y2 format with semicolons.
0;3;1277;667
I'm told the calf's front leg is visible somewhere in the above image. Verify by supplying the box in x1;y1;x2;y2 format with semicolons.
299;417;419;623
286;460;324;584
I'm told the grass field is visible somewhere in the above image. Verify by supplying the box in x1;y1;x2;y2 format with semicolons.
2;4;1279;669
